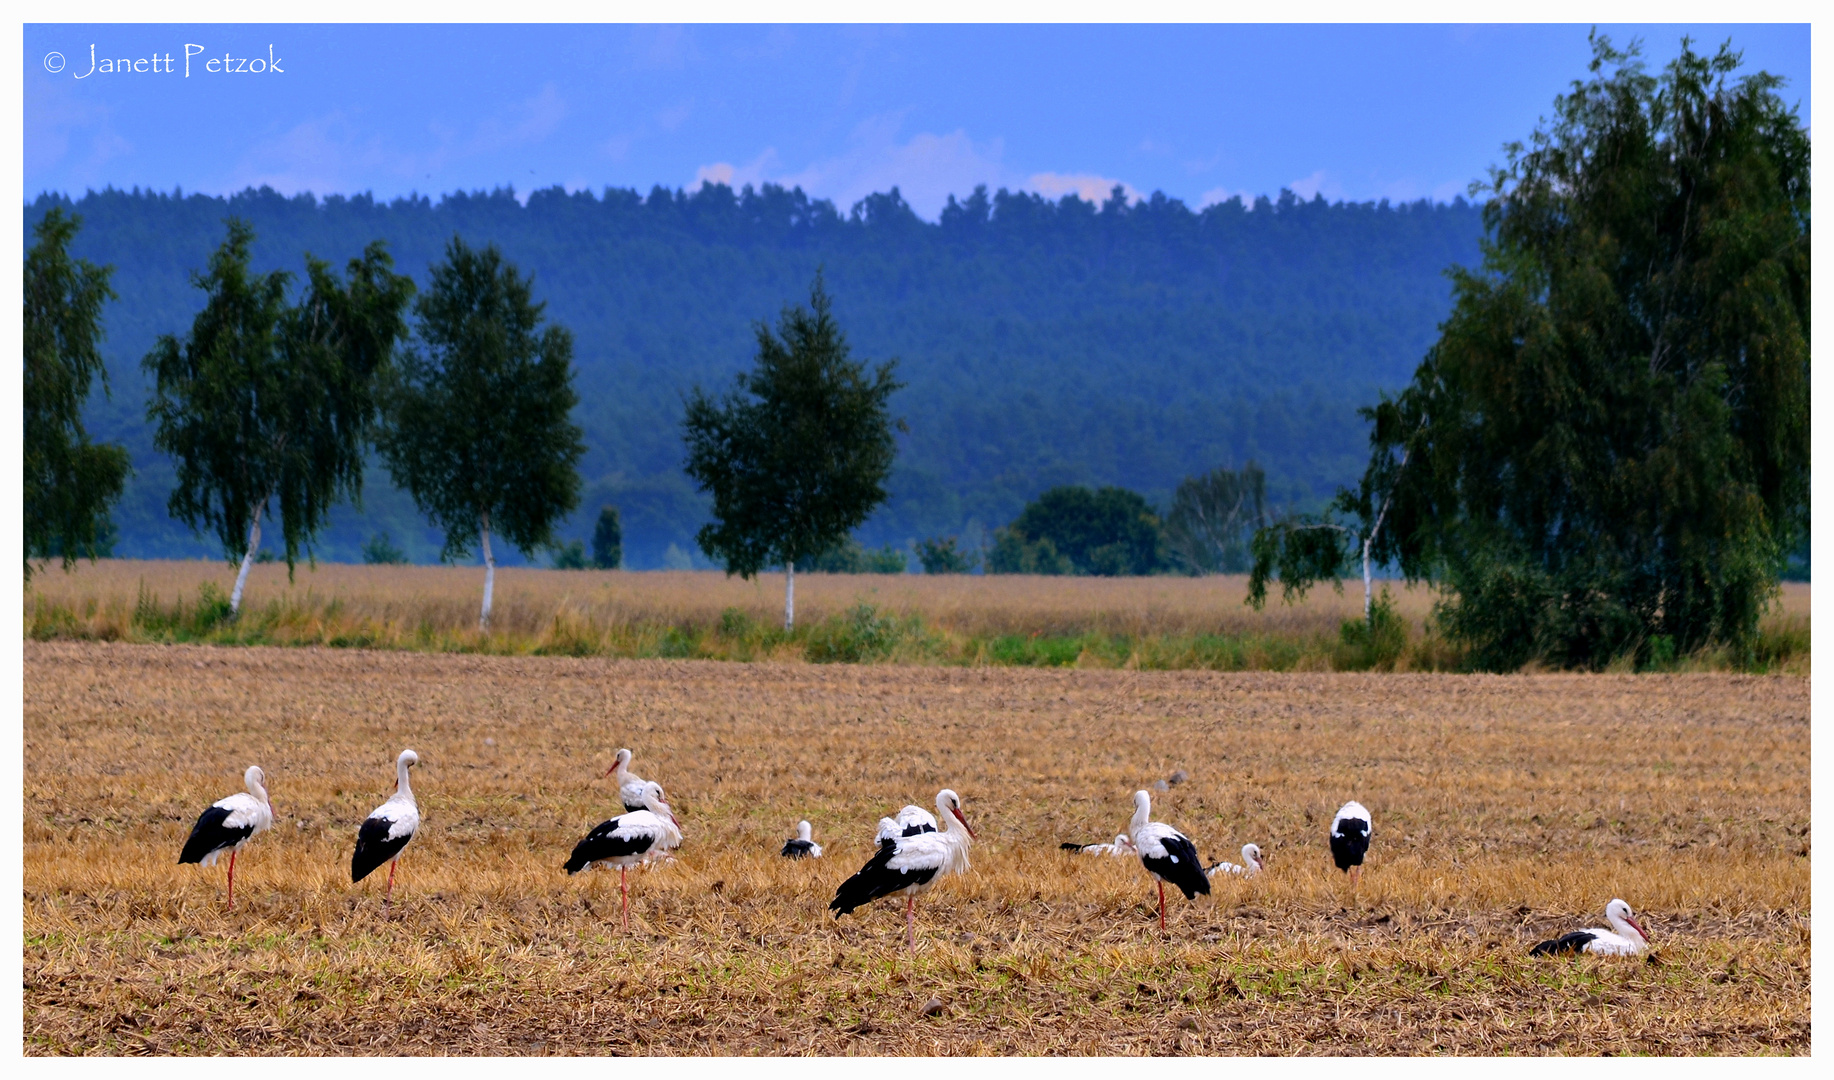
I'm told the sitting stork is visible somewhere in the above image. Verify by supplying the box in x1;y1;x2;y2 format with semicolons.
1129;790;1209;930
351;749;420;910
178;765;275;909
604;748;660;812
1207;842;1265;878
832;789;975;953
1330;801;1372;885
1061;834;1136;856
781;820;823;859
1530;899;1652;957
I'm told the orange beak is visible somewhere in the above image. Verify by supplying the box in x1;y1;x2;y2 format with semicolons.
951;805;976;839
1628;916;1649;942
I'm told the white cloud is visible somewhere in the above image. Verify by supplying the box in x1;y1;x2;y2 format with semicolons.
1287;169;1339;201
1025;172;1141;207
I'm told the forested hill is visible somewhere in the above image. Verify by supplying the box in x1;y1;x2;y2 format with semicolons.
28;182;1485;569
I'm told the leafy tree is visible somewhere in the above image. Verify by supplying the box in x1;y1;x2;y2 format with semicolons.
808;537;907;574
145;219;414;612
1163;462;1267;575
682;272;903;628
591;505;622;569
916;535;978;574
550;540;589;569
1252;35;1810;670
989;485;1165;576
378;236;586;628
24;208;131;581
361;530;409;565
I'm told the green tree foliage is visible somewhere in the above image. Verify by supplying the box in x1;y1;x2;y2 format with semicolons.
144;218;414;612
378;236;586;627
590;505;623;569
682;273;902;628
916;535;978;574
549;540;589;569
361;530;409;565
1163;462;1267;574
808;537;908;574
24;208;131;581
1253;35;1810;670
31;183;1483;565
989;485;1166;576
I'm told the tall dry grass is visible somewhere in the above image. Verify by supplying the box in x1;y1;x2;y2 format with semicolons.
22;559;1812;673
24;642;1809;1054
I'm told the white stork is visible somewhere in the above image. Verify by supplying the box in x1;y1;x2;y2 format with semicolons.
875;803;939;842
564;780;682;929
177;765;275;909
1330;801;1372;885
1060;834;1136;856
1530;899;1652;957
1207;843;1265;878
832;789;975;953
1129;790;1210;930
351;749;420;909
603;747;660;812
781;820;823;859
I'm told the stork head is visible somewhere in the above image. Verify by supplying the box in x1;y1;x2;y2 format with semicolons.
602;747;632;780
1243;843;1264;870
395;748;418;790
936;789;976;839
641;781;679;827
1115;834;1132;850
244;765;266;792
797;820;813;841
1606;898;1649;943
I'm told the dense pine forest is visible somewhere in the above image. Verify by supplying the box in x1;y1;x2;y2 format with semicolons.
26;182;1484;568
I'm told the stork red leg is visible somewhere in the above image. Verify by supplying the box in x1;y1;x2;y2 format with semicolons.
226;850;237;910
621;866;630;931
384;858;398;911
1158;879;1167;931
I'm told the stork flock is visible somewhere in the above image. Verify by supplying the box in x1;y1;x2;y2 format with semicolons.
178;748;1650;959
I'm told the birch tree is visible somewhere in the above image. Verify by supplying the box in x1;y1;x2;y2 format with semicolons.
682;272;902;629
24;208;131;581
145;219;413;612
377;236;584;629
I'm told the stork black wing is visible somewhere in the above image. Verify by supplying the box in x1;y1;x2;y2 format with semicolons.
1530;932;1598;957
1330;818;1371;871
1061;841;1092;852
781;839;816;859
178;805;254;864
1142;833;1211;899
351;814;414;883
902;822;936;837
563;816;656;874
829;839;939;917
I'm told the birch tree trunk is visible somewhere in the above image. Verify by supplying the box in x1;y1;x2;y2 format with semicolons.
479;513;497;630
1362;535;1374;622
784;559;795;631
229;506;263;615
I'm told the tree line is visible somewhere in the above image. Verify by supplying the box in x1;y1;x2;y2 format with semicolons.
24;36;1807;665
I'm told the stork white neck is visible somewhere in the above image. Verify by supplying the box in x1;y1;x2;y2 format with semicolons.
244;766;270;807
394;750;417;800
796;820;813;842
1130;790;1153;835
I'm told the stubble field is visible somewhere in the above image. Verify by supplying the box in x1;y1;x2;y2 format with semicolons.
23;641;1809;1055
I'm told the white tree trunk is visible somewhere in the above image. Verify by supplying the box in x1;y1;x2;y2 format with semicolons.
479;514;496;630
1362;534;1374;622
784;560;795;631
229;509;262;615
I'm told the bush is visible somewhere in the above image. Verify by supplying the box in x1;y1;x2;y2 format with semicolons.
1335;588;1408;671
591;506;622;569
804;602;926;663
549;540;589;569
807;537;907;574
986;529;1072;575
916;535;977;574
362;531;409;565
992;486;1166;575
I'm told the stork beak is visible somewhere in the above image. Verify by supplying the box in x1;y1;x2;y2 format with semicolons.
951;805;976;839
1628;916;1649;942
600;765;616;779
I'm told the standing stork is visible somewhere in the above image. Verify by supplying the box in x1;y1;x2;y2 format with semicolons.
564;781;682;929
1129;790;1209;930
781;820;823;859
178;765;275;909
831;789;975;953
351;749;420;909
1330;801;1372;885
603;748;660;812
1207;843;1265;878
1061;834;1136;856
1530;899;1652;957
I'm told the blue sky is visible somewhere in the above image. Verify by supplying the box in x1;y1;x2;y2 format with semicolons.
25;23;1811;219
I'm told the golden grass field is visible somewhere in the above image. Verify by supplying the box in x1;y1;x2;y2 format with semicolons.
23;559;1813;672
24;640;1808;1055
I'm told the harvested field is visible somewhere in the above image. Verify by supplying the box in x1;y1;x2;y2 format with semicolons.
23;560;1812;673
23;641;1809;1055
